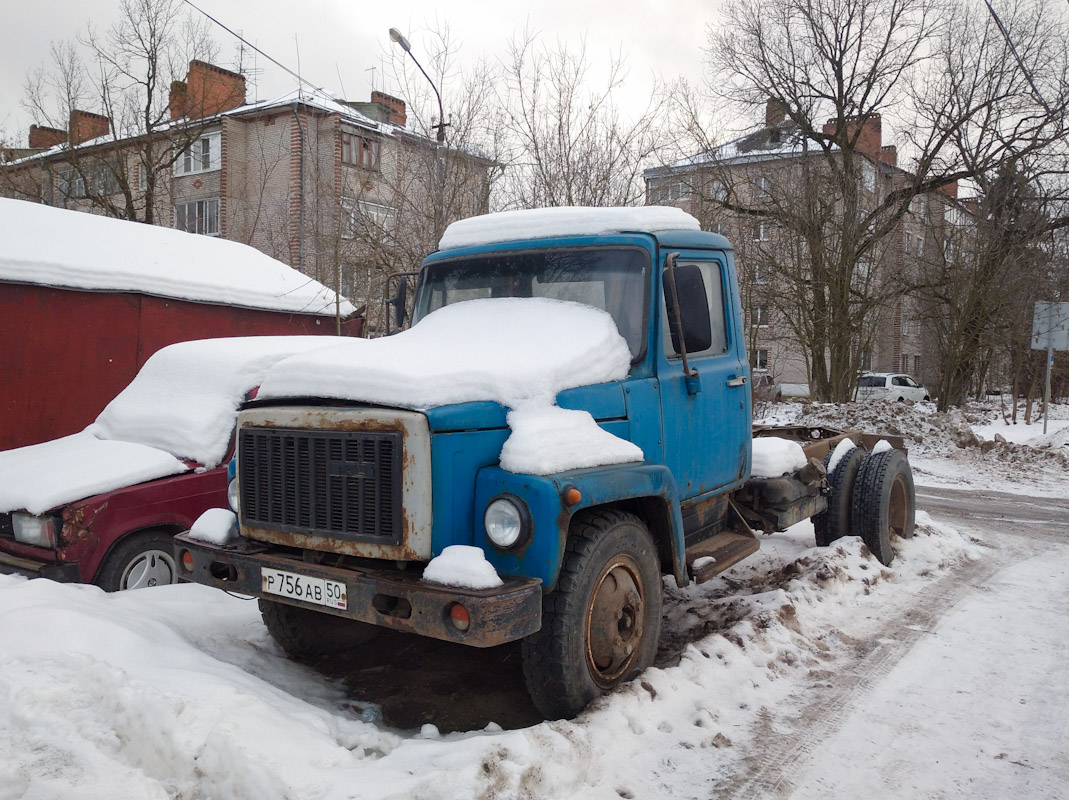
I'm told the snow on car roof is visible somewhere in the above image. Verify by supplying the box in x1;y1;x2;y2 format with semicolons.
0;199;355;317
437;206;701;250
0;336;348;514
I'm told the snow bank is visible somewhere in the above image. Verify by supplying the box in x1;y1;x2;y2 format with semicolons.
259;298;631;409
0;433;185;515
422;545;504;590
89;336;349;466
500;406;643;475
189;509;239;546
438;206;700;250
0;198;355;317
751;436;808;477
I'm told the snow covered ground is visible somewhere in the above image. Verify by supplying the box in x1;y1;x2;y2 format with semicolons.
1;401;1067;800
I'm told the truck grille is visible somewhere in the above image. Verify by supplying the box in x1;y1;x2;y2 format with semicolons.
238;427;403;544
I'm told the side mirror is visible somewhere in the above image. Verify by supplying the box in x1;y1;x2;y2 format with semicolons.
663;264;713;354
388;278;408;329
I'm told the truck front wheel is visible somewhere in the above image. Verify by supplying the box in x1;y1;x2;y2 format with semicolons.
259;599;378;658
851;449;916;566
521;509;662;720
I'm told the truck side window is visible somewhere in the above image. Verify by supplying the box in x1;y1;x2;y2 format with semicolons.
662;261;728;358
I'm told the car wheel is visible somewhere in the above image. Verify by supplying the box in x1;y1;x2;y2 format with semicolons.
521;508;662;720
95;530;179;591
851;449;916;566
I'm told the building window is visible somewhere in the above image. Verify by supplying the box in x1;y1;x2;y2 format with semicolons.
174;198;220;236
59;169;87;200
862;161;876;192
708;179;727;203
754;348;769;369
341;197;397;240
755;176;771;198
753;221;770;242
902;354;910;373
753;262;769;284
914;355;921;375
175;133;221;176
752;305;770;327
917;235;924;257
342;132;381;170
91;163;122;197
705;221;729;236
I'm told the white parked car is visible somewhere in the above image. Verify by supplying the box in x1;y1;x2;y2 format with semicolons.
856;372;930;403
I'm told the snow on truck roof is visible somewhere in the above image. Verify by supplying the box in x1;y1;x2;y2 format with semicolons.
437;206;701;250
0;198;355;317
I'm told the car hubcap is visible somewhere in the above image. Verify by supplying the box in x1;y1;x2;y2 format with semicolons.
121;550;177;590
586;557;645;685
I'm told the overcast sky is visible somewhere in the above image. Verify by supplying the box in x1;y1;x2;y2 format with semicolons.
1;0;724;143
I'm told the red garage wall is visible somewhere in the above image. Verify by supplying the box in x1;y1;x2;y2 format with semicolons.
0;283;361;451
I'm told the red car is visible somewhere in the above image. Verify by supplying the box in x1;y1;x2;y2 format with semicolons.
0;336;343;590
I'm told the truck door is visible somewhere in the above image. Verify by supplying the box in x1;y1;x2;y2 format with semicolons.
657;253;751;500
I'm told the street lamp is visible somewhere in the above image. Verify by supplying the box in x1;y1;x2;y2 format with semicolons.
389;28;446;145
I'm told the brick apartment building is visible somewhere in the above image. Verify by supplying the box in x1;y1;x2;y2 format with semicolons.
2;60;496;330
645;102;973;394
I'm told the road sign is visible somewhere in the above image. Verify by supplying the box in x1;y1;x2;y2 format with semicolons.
1031;302;1069;351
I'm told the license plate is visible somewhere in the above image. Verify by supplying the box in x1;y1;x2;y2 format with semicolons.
261;568;347;609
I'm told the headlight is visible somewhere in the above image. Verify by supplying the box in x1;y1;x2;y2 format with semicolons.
12;513;58;548
227;478;239;512
484;495;530;549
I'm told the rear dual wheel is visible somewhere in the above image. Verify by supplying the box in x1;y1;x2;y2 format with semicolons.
851;449;916;566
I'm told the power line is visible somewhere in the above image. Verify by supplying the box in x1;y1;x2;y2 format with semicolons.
180;0;322;94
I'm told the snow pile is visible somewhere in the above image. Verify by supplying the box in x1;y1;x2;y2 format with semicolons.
89;336;348;467
189;509;239;546
0;198;355;317
790;400;1069;496
500;406;643;474
751;436;808;477
0;506;983;799
422;545;504;590
260;298;639;475
0;433;186;515
438;206;700;250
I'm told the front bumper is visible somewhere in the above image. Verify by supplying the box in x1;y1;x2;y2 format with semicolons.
0;549;82;582
174;532;543;648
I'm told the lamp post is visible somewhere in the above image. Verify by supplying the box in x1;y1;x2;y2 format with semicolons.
389;27;447;239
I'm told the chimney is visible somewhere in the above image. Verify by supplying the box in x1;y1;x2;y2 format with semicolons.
174;61;246;120
372;91;407;127
765;99;787;126
28;125;67;149
169;80;189;120
69;110;110;145
938;180;958;200
880;145;897;167
822;114;882;159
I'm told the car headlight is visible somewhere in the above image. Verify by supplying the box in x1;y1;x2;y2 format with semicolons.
227;478;239;512
484;495;530;549
12;513;58;548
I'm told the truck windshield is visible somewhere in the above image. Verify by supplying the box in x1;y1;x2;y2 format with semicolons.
414;247;650;360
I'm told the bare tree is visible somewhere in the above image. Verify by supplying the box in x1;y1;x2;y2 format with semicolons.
9;0;220;224
694;0;1068;402
497;29;668;209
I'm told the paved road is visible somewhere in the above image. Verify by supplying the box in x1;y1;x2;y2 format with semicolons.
917;484;1069;534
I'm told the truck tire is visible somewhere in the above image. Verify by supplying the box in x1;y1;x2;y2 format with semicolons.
850;449;916;566
521;508;662;720
813;446;865;547
94;530;179;591
259;599;378;658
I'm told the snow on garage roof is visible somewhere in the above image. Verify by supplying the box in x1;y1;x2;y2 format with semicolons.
0;198;355;317
437;206;701;250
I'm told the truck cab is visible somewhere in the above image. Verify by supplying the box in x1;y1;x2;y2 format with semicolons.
176;208;911;719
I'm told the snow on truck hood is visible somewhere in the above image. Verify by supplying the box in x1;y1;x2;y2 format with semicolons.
259;298;644;475
0;337;348;515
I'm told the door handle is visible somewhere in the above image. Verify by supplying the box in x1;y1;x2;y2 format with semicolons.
727;376;748;387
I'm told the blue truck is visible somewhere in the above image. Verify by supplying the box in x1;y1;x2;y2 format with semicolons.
174;208;915;720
